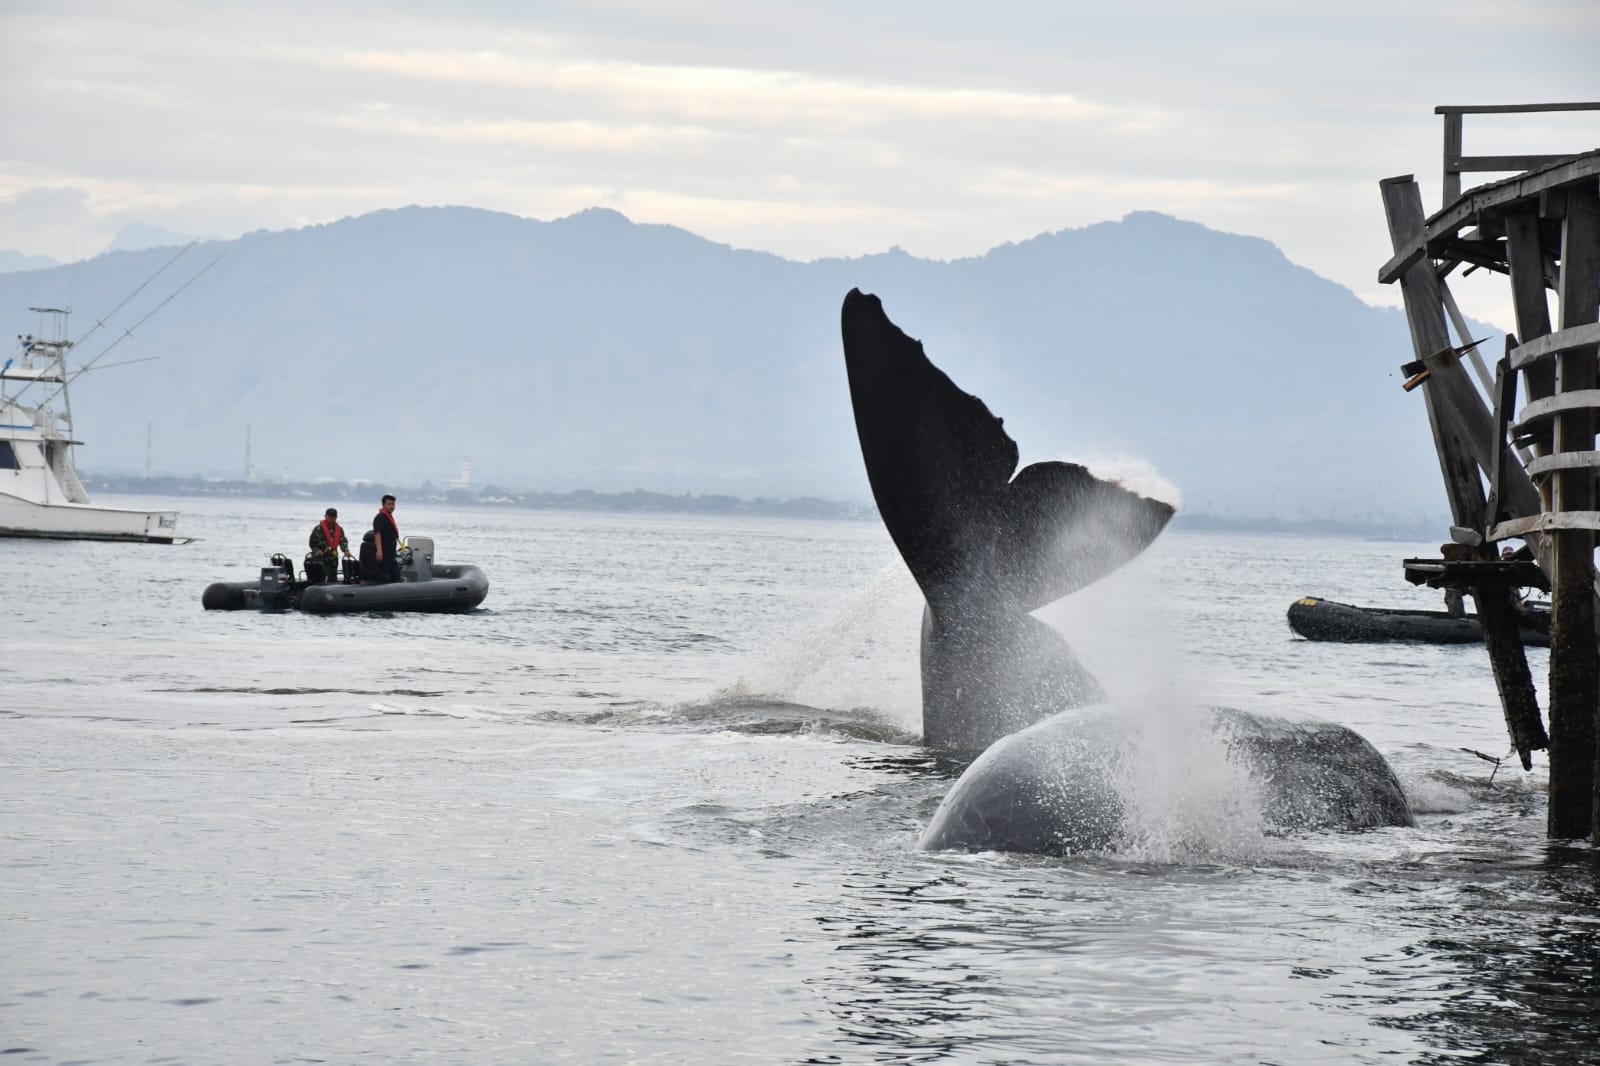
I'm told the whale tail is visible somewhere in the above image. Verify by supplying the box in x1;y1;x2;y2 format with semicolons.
840;288;1173;611
840;288;1175;753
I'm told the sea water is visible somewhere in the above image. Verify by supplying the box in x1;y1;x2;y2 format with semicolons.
3;495;1596;1065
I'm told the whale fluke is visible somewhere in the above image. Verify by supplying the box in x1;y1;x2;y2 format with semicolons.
841;289;1174;612
840;288;1174;753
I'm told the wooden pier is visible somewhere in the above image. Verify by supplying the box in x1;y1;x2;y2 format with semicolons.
1379;102;1600;838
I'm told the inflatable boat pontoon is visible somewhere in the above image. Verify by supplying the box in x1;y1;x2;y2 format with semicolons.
1287;596;1549;647
203;536;488;614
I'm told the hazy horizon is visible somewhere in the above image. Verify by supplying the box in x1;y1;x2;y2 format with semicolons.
0;203;1463;525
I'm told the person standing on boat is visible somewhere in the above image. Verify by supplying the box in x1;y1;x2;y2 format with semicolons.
373;494;402;583
309;507;352;584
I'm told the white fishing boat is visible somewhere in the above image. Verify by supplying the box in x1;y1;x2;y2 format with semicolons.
1;306;183;543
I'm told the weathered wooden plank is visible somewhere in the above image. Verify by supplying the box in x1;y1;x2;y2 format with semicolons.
1508;323;1600;369
1527;450;1600;478
1436;102;1600;116
1378;240;1427;286
1456;153;1580;173
1513;388;1600;432
1489;511;1600;540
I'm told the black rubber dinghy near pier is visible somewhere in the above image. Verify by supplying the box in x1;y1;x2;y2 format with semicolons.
1287;596;1550;647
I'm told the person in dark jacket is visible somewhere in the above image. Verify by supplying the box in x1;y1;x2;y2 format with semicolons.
373;494;401;583
308;507;351;583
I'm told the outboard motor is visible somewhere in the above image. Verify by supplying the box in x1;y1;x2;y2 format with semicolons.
259;553;296;611
304;553;327;585
341;555;361;584
402;536;434;582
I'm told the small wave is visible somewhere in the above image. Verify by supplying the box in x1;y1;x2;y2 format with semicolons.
164;686;446;697
544;692;919;745
668;693;918;745
1405;774;1475;814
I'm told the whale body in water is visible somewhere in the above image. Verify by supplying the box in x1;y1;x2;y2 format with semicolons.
838;288;1414;854
917;705;1415;855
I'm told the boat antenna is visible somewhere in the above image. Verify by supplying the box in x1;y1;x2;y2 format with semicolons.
44;249;228;404
69;240;198;356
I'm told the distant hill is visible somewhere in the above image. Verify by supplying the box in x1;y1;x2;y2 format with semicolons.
101;222;201;255
0;249;58;274
0;206;1468;523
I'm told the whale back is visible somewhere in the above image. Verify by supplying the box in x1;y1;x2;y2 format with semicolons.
919;705;1416;856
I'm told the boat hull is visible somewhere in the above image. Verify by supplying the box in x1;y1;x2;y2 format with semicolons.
203;564;489;614
1287;596;1550;647
0;490;182;543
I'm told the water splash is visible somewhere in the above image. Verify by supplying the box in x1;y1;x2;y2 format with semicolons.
1114;698;1272;862
1039;553;1277;862
714;562;923;733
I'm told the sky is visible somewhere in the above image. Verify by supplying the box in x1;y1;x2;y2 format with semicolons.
1;0;1596;331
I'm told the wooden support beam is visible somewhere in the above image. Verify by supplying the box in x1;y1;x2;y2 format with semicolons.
1486;357;1516;530
1439;286;1496;394
1478;586;1550;769
1442;112;1464;206
1402;557;1552;591
1417;340;1544;520
1546;181;1600;840
1506;211;1557;512
1379;233;1511;285
1380;177;1491;528
1436;235;1510;275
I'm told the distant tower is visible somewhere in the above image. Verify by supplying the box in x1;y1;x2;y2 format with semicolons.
450;456;471;491
244;424;254;482
145;421;152;478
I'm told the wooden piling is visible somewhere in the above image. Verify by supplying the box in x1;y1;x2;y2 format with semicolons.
1547;183;1600;838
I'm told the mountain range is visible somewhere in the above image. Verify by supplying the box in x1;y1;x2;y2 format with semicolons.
0;206;1470;522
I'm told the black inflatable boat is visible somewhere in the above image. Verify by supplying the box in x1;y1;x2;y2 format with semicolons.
203;536;488;614
1287;596;1550;647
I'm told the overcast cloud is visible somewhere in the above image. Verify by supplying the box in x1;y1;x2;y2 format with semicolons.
2;0;1596;328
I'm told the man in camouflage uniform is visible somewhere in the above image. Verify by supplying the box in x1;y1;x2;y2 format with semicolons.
309;507;352;584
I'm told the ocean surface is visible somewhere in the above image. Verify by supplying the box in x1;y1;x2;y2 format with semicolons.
4;494;1597;1065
